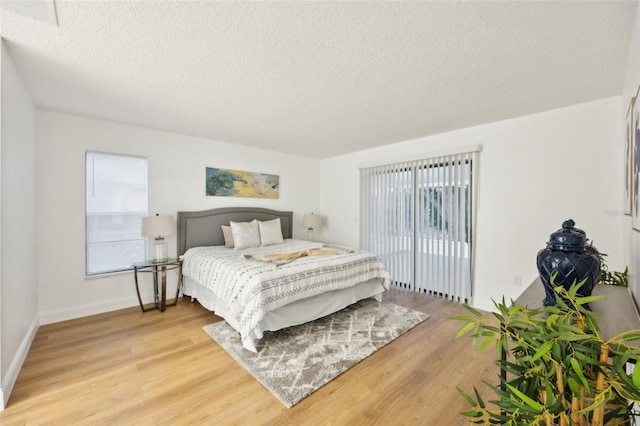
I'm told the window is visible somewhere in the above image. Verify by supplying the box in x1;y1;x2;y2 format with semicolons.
85;151;148;276
360;150;478;303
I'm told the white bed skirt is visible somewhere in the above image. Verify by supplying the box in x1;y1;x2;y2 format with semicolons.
183;276;386;352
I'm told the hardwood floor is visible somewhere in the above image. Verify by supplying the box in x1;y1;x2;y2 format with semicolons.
0;289;497;425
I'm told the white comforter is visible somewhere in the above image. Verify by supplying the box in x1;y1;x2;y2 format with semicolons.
182;239;391;346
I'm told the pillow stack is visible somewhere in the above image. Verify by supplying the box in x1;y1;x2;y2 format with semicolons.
222;218;284;250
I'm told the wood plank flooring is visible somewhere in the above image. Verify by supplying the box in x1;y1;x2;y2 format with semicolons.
0;289;497;425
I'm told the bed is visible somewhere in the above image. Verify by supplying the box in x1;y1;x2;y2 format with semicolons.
177;207;391;352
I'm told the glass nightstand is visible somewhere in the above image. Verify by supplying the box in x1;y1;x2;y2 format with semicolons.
132;258;182;312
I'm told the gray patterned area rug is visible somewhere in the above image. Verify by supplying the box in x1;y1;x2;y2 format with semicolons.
203;298;429;408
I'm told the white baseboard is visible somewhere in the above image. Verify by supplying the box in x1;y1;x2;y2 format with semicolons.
0;298;139;410
39;296;139;325
1;315;39;410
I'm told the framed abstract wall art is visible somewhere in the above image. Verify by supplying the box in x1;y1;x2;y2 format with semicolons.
205;167;279;199
633;89;640;230
625;96;635;216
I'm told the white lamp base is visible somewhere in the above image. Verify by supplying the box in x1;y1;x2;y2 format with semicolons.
304;228;319;242
152;237;168;263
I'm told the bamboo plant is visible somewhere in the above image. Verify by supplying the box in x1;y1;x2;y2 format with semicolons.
453;277;640;425
598;251;629;287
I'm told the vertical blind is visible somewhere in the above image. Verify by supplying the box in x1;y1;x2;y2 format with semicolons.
85;151;148;276
360;150;478;302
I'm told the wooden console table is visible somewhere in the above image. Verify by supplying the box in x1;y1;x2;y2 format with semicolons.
515;278;640;344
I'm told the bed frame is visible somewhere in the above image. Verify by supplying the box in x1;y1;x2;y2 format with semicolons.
177;207;293;255
177;206;386;352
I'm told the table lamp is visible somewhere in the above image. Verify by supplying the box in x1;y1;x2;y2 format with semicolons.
142;214;174;263
303;213;322;241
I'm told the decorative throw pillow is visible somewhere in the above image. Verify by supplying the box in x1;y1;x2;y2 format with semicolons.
221;225;234;249
230;220;261;250
258;218;284;246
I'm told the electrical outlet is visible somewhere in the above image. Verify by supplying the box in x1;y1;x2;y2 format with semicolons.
514;275;522;286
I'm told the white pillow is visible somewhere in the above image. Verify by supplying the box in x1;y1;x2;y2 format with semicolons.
230;220;261;250
258;218;284;246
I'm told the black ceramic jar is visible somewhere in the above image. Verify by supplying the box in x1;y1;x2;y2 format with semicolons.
536;219;601;306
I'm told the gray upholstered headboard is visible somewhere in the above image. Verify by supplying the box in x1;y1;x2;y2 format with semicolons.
177;207;294;256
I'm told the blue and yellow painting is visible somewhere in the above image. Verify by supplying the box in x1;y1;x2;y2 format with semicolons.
206;167;279;198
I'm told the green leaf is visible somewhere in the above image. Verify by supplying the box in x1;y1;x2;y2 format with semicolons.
505;383;543;411
449;315;477;322
570;357;590;392
546;305;561;314
546;313;559;329
457;387;479;408
462;304;484;317
552;341;562;360
477;336;495;352
474;386;486;409
460;410;483;418
455;322;476;339
567;377;580;396
614;330;640;342
632;359;640;388
573;351;600;367
491;312;505;323
575;295;604;306
531;340;553;362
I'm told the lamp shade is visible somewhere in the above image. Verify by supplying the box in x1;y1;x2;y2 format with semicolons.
303;213;321;230
141;214;175;238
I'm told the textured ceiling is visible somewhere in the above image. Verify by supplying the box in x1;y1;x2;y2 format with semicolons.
1;1;637;159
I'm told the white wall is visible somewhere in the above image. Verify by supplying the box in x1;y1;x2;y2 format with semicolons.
321;97;624;311
622;1;640;303
36;110;321;323
1;42;39;408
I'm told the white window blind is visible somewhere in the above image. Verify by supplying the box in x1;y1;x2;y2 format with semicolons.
360;150;478;302
85;151;148;276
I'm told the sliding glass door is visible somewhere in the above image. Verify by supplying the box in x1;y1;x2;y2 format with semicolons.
360;150;477;303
